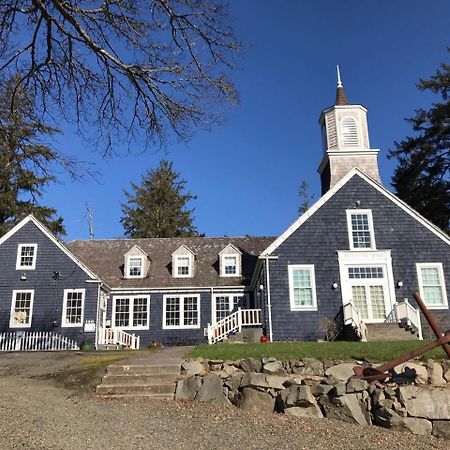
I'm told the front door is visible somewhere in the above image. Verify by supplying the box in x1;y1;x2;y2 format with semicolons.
347;266;390;323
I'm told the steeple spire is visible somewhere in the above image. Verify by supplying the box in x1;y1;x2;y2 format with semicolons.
335;65;349;106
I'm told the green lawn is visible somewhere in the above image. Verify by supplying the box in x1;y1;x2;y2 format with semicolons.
188;341;447;363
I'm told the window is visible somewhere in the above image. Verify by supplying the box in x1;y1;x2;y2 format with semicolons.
348;267;383;279
224;256;237;275
219;245;242;277
10;290;34;328
163;295;200;329
16;244;37;270
62;289;85;327
346;210;375;250
417;263;448;309
341;117;359;147
175;256;192;277
288;265;317;311
127;256;144;278
214;294;243;323
113;296;150;329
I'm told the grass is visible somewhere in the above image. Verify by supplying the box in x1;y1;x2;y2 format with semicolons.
188;341;448;363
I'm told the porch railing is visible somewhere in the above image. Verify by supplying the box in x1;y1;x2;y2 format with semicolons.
386;299;423;340
99;328;140;349
207;308;261;345
0;332;79;352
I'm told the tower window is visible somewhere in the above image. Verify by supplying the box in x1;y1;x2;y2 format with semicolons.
341;117;359;147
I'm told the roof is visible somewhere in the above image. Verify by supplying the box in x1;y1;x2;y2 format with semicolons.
261;167;450;256
68;236;275;289
335;86;349;105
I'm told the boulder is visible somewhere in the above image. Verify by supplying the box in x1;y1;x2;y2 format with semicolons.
346;378;369;393
238;387;275;414
393;362;428;384
277;385;323;418
444;368;450;383
300;358;324;376
262;360;287;376
401;418;432;436
320;394;370;426
196;373;229;404
332;382;347;397
432;421;450;439
224;373;242;391
285;406;323;419
427;361;446;385
325;363;355;382
373;406;403;429
398;386;450;420
239;358;262;373
181;360;207;376
265;375;289;390
222;363;239;376
175;377;202;401
310;383;333;397
240;373;268;389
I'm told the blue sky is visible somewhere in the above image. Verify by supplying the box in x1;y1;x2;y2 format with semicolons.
43;0;450;241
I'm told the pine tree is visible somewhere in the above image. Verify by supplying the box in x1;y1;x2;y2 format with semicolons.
121;160;199;238
389;53;450;233
298;180;314;215
0;75;69;236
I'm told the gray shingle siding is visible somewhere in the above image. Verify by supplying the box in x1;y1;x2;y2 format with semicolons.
267;174;450;341
0;221;100;344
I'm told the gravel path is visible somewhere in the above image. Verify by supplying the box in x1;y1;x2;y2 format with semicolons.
0;376;447;450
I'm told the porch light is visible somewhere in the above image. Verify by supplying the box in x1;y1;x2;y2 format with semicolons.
397;281;404;288
20;273;27;281
259;284;264;291
332;282;339;290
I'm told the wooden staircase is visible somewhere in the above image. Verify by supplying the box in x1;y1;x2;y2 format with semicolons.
365;323;420;341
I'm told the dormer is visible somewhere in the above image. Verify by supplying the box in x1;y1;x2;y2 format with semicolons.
124;245;149;279
318;67;381;195
219;244;242;277
172;245;195;278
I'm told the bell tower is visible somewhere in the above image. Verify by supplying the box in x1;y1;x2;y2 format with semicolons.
318;67;381;195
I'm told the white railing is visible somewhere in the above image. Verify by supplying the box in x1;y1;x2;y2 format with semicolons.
343;303;361;329
207;308;262;345
99;328;140;349
387;299;423;340
0;332;79;352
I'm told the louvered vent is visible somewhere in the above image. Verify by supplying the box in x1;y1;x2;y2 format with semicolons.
341;117;359;147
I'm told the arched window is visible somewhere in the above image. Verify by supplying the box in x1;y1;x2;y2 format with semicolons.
341;117;359;147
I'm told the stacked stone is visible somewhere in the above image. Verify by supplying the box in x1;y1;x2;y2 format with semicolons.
175;357;450;439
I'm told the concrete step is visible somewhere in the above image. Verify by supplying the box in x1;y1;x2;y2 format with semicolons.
97;393;175;400
106;364;180;376
102;373;179;385
366;323;419;341
96;383;176;396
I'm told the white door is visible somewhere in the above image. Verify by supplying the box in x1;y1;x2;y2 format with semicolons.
346;266;390;323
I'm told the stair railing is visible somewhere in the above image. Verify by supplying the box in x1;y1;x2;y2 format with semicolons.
100;328;140;349
388;299;423;340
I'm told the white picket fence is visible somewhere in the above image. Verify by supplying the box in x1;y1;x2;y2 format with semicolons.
98;328;140;349
0;332;80;351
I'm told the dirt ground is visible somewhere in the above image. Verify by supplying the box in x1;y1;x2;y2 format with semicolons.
0;352;448;450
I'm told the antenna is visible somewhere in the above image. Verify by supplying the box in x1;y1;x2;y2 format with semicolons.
337;65;343;88
85;202;95;240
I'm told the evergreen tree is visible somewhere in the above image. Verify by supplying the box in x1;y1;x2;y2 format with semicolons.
298;180;314;215
389;53;450;233
0;75;71;236
121;161;199;238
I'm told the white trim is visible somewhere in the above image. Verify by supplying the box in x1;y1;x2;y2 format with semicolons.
110;285;248;292
162;294;200;329
220;254;241;277
173;254;194;278
0;215;102;281
346;209;376;250
288;264;318;311
10;289;35;328
261;168;450;256
15;243;38;270
125;255;145;279
62;288;85;327
112;295;150;330
416;263;448;309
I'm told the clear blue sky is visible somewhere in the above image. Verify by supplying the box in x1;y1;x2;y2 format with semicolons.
43;0;450;241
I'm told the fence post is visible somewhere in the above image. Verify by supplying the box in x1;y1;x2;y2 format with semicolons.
237;307;242;333
416;309;423;340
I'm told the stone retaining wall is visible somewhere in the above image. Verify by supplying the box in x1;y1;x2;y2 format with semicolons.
175;357;450;439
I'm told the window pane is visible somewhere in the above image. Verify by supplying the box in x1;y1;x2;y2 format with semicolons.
132;297;148;327
215;296;230;322
369;286;386;320
165;297;180;326
129;257;142;277
292;268;313;307
177;257;190;275
224;256;237;274
421;267;440;285
20;246;35;267
420;267;444;306
65;291;83;324
12;292;32;325
115;298;130;327
352;286;368;320
351;213;371;248
183;297;198;326
348;267;383;279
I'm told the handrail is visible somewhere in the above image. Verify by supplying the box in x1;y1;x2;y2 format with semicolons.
100;328;140;349
342;302;364;340
388;299;423;340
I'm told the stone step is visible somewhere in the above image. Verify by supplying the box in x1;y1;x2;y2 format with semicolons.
102;373;179;385
106;364;181;376
97;393;175;400
365;323;419;341
96;382;176;396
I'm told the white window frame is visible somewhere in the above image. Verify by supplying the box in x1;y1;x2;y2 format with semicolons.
220;254;240;277
416;263;448;309
174;255;193;278
10;289;35;328
16;244;38;270
62;289;85;327
162;294;200;329
212;293;244;323
125;255;145;279
112;295;150;330
346;209;376;251
288;265;317;311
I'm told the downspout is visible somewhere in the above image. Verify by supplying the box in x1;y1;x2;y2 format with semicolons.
265;256;273;342
95;282;101;350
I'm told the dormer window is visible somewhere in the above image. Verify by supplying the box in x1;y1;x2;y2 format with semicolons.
346;209;376;250
16;244;37;270
219;244;242;277
124;245;148;279
172;245;195;278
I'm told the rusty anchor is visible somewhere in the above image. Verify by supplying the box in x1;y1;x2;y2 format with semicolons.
352;292;450;382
